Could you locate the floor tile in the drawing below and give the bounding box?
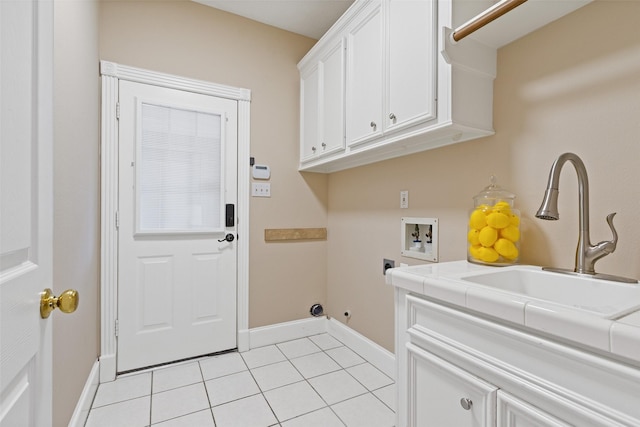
[199,352,247,380]
[308,333,342,350]
[250,360,304,391]
[151,408,215,426]
[346,363,394,391]
[308,370,368,405]
[264,380,326,422]
[331,393,395,427]
[211,394,278,427]
[92,372,151,407]
[326,346,366,368]
[85,396,150,427]
[241,345,287,369]
[153,362,203,393]
[276,338,321,359]
[290,352,341,379]
[373,384,396,412]
[205,370,260,406]
[281,407,345,427]
[151,382,210,424]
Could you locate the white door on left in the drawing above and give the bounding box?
[0,0,54,426]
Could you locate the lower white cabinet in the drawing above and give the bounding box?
[395,289,640,427]
[407,343,497,427]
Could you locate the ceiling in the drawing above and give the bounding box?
[193,0,355,40]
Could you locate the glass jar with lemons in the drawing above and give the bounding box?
[468,176,520,266]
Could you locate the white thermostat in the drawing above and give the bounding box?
[252,164,270,180]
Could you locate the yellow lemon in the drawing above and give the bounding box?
[492,201,511,214]
[486,212,510,229]
[479,247,500,263]
[500,225,520,243]
[467,229,480,246]
[468,245,483,260]
[509,213,520,227]
[469,209,487,230]
[494,238,519,260]
[478,226,498,247]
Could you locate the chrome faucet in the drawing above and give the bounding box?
[536,153,636,283]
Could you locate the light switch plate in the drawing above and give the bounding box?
[400,191,409,209]
[252,182,271,197]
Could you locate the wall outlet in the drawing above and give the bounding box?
[383,258,395,275]
[400,190,409,209]
[252,182,271,197]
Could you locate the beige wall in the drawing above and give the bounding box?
[98,0,324,328]
[53,0,101,426]
[52,2,640,423]
[327,1,640,352]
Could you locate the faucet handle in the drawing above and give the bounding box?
[604,212,618,251]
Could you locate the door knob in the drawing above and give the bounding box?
[40,288,79,319]
[218,233,235,243]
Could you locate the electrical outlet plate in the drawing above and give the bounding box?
[401,217,438,262]
[383,258,395,275]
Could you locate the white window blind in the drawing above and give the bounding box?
[137,103,223,233]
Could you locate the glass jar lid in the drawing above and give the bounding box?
[473,175,516,206]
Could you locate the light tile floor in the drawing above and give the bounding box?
[85,334,395,427]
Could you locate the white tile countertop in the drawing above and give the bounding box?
[386,260,640,365]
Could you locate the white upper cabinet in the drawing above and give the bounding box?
[298,0,591,173]
[300,63,320,161]
[346,0,383,147]
[300,37,346,161]
[386,0,437,133]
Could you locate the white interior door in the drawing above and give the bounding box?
[0,0,54,425]
[117,81,238,372]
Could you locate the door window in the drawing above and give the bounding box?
[136,102,224,234]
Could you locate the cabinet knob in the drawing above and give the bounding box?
[312,146,316,152]
[370,121,377,130]
[321,142,327,148]
[460,398,473,411]
[389,113,396,121]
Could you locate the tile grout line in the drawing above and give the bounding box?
[240,345,282,425]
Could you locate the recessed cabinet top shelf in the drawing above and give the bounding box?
[297,0,592,173]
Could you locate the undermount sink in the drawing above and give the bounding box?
[460,267,640,318]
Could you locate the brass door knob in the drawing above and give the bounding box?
[40,288,79,319]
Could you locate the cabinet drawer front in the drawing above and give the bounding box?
[497,391,572,427]
[407,342,497,427]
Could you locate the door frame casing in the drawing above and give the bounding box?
[99,61,251,382]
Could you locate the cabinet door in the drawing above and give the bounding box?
[386,0,437,132]
[407,343,497,427]
[320,38,345,155]
[497,391,571,427]
[346,0,383,147]
[300,64,320,161]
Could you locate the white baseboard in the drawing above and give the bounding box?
[327,317,396,380]
[246,316,395,380]
[238,328,250,352]
[248,316,327,349]
[68,359,100,427]
[99,353,116,383]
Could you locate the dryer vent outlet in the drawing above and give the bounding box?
[310,303,324,317]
